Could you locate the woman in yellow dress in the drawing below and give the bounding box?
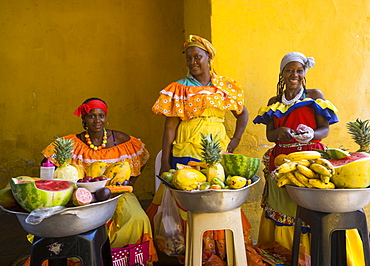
[147,35,250,260]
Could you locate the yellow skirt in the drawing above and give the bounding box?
[258,212,365,266]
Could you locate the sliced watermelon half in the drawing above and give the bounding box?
[10,178,74,212]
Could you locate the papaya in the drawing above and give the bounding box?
[104,161,131,185]
[105,185,133,193]
[86,161,109,178]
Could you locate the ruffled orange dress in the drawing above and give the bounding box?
[41,133,158,262]
[148,73,252,260]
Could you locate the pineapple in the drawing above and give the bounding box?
[346,119,370,152]
[200,133,225,182]
[52,137,79,181]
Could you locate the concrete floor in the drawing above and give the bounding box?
[0,200,181,266]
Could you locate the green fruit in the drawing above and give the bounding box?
[199,182,210,190]
[169,169,176,174]
[161,172,173,182]
[326,148,351,159]
[0,187,19,210]
[10,178,74,212]
[210,177,225,189]
[220,154,261,179]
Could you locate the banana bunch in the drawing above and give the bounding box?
[274,151,336,189]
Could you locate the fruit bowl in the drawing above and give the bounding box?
[76,179,109,193]
[0,194,123,238]
[285,185,370,213]
[170,176,260,213]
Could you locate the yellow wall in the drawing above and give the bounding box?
[0,1,185,201]
[210,0,370,242]
[1,0,370,244]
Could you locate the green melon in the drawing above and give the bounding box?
[220,153,261,179]
[329,152,370,188]
[10,178,74,212]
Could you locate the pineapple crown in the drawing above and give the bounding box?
[52,137,75,166]
[200,133,222,165]
[346,118,370,152]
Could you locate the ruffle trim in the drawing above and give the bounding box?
[42,134,150,177]
[152,75,244,120]
[253,98,339,125]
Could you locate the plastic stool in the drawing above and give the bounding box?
[30,224,112,266]
[292,206,370,266]
[185,207,247,266]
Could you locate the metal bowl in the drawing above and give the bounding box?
[0,194,122,237]
[285,185,370,213]
[170,177,260,213]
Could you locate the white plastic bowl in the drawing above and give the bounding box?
[76,179,109,193]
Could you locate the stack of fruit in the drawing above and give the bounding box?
[160,133,260,191]
[274,151,336,189]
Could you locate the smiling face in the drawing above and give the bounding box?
[83,108,106,133]
[282,61,305,90]
[186,46,210,79]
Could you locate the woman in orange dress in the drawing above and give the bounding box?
[42,98,158,263]
[147,35,250,260]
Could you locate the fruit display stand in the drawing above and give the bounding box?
[168,176,260,266]
[0,193,122,238]
[285,186,370,265]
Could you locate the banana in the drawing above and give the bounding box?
[314,158,335,175]
[319,174,331,184]
[293,171,313,188]
[308,178,335,189]
[286,151,321,161]
[310,163,332,177]
[295,160,311,167]
[272,170,285,180]
[296,164,317,178]
[286,171,305,187]
[276,162,298,174]
[277,174,293,187]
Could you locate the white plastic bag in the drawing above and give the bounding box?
[153,187,185,256]
[294,124,314,143]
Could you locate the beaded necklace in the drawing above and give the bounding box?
[282,87,303,106]
[85,129,108,151]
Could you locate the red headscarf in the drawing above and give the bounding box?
[73,100,108,117]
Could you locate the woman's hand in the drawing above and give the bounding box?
[276,127,295,142]
[229,106,248,153]
[227,137,240,153]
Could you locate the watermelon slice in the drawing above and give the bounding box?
[329,152,370,188]
[10,178,74,212]
[220,153,261,179]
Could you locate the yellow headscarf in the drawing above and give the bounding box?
[184,35,216,72]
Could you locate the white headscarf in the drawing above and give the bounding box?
[280,52,315,74]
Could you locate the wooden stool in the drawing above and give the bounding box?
[185,207,247,266]
[30,224,112,266]
[292,206,370,266]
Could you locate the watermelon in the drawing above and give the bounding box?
[220,153,261,179]
[10,178,74,212]
[329,152,370,188]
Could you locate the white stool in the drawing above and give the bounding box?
[185,207,247,266]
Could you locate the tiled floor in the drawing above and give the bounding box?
[0,200,181,266]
